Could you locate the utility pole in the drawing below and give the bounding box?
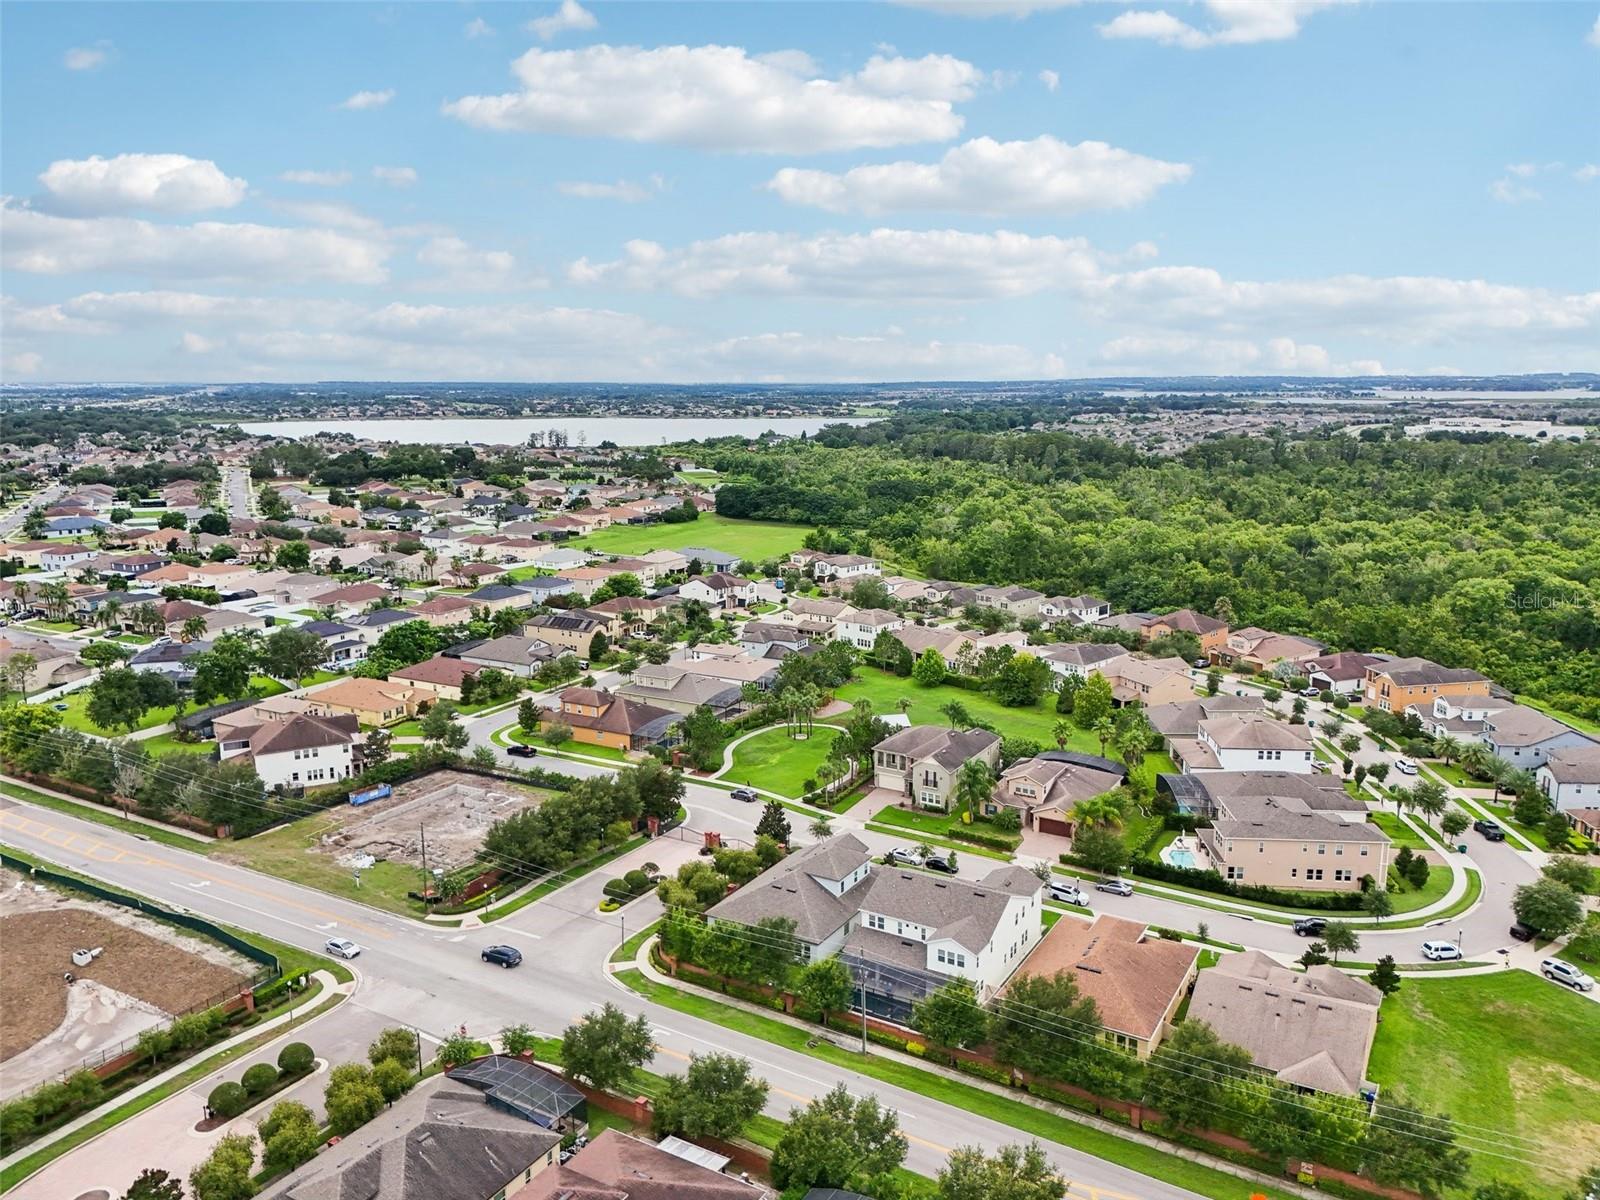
[858,966,868,1056]
[419,823,429,901]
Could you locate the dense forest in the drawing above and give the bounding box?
[706,416,1600,715]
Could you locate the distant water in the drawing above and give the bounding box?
[230,415,878,447]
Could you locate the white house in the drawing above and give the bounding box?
[835,607,905,650]
[1039,595,1111,626]
[679,572,757,609]
[529,546,590,572]
[1538,745,1600,812]
[217,712,360,792]
[1479,706,1595,770]
[1169,714,1315,775]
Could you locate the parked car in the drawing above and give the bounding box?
[323,937,361,959]
[1047,881,1088,906]
[1192,658,1210,669]
[1312,759,1332,773]
[576,660,590,670]
[729,787,758,803]
[481,944,523,968]
[1508,922,1535,942]
[1394,757,1418,775]
[1300,686,1320,697]
[922,855,958,875]
[1421,940,1462,961]
[1473,818,1506,842]
[506,744,538,758]
[886,848,921,867]
[1095,878,1134,897]
[1541,958,1596,992]
[1292,917,1327,937]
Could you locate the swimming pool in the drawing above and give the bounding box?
[1162,844,1199,870]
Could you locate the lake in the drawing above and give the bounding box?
[229,415,878,446]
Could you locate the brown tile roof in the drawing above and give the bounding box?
[390,655,479,688]
[247,712,360,757]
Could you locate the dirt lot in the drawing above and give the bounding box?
[0,869,253,1091]
[320,769,544,872]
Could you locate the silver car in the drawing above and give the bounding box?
[1542,958,1596,992]
[324,937,361,960]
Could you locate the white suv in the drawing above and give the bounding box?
[1420,940,1462,961]
[1541,958,1596,992]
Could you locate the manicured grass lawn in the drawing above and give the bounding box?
[499,721,631,761]
[1368,971,1600,1192]
[573,514,810,562]
[137,731,215,756]
[616,968,1302,1200]
[299,669,343,686]
[866,807,1013,859]
[107,632,155,645]
[56,690,178,735]
[23,619,78,633]
[1384,860,1451,911]
[721,726,843,798]
[1367,811,1429,850]
[1425,760,1485,788]
[214,815,431,916]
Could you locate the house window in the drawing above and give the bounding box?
[1306,868,1324,881]
[867,914,885,931]
[1317,844,1326,855]
[1335,869,1352,882]
[1225,866,1245,880]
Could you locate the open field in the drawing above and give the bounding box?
[55,675,288,737]
[0,869,253,1097]
[720,726,842,798]
[1367,971,1600,1192]
[572,513,810,561]
[213,770,552,915]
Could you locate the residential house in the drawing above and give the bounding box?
[390,655,481,702]
[1096,612,1156,636]
[42,515,107,538]
[557,565,630,600]
[547,686,678,752]
[258,1075,562,1200]
[1186,950,1382,1096]
[1144,696,1268,739]
[347,608,424,645]
[1039,595,1112,626]
[515,575,575,604]
[1566,808,1600,841]
[738,620,810,657]
[674,653,780,692]
[1139,609,1229,655]
[680,572,757,609]
[464,583,537,614]
[1364,656,1491,713]
[189,562,257,593]
[771,596,851,639]
[988,753,1126,837]
[976,586,1046,620]
[299,619,366,667]
[1302,651,1389,696]
[678,546,741,572]
[836,607,905,651]
[801,552,882,583]
[0,540,65,570]
[1167,714,1316,775]
[1212,627,1325,671]
[408,595,477,628]
[872,725,1003,812]
[515,1127,769,1200]
[0,633,92,693]
[618,662,744,717]
[309,677,424,727]
[456,635,559,678]
[524,611,606,657]
[707,834,1042,1018]
[890,624,978,673]
[1097,655,1195,707]
[309,581,393,616]
[218,712,360,792]
[440,562,505,589]
[629,547,692,575]
[1157,770,1368,824]
[1478,706,1595,770]
[1006,915,1199,1057]
[38,544,99,573]
[1538,744,1600,813]
[587,595,670,637]
[529,546,590,572]
[271,573,338,607]
[1037,641,1128,680]
[1195,793,1392,891]
[127,639,209,686]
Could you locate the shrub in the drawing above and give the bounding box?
[0,1099,36,1148]
[623,868,651,892]
[906,1041,927,1057]
[372,1057,413,1102]
[241,1063,278,1096]
[945,825,1018,851]
[278,1042,315,1075]
[599,899,621,912]
[207,1081,248,1119]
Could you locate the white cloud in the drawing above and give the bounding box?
[1,201,391,284]
[528,0,598,41]
[443,44,971,152]
[1039,68,1060,91]
[893,0,1083,17]
[281,169,352,186]
[179,331,216,354]
[413,236,532,291]
[2,351,44,376]
[766,135,1190,216]
[39,153,248,214]
[1092,333,1378,375]
[1589,14,1600,47]
[1505,162,1539,178]
[373,165,419,188]
[1099,1,1348,49]
[1489,177,1540,204]
[338,88,395,111]
[1577,164,1600,182]
[703,330,1064,380]
[557,176,663,202]
[464,17,495,38]
[569,228,1103,299]
[63,42,113,71]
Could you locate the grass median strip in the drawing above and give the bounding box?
[614,968,1300,1200]
[2,780,211,852]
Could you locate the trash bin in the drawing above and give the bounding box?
[1457,843,1467,853]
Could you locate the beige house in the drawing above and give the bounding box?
[524,611,605,656]
[1006,915,1199,1057]
[1097,654,1196,707]
[989,753,1125,837]
[1195,792,1392,891]
[308,677,425,726]
[1212,626,1324,671]
[389,655,480,702]
[872,724,1002,812]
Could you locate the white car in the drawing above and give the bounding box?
[1047,881,1089,906]
[1394,757,1419,775]
[1542,958,1596,992]
[324,937,361,960]
[1420,940,1461,961]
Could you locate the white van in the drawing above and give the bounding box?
[1420,940,1462,961]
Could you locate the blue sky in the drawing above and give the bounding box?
[2,0,1596,382]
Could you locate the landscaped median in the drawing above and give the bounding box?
[611,955,1305,1200]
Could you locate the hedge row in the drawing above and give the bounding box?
[1123,858,1370,911]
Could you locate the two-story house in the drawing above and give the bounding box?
[988,753,1126,837]
[1195,793,1392,891]
[1038,595,1112,626]
[1168,714,1315,775]
[872,724,1002,812]
[546,686,678,752]
[1538,744,1600,813]
[1363,656,1490,713]
[1302,650,1389,695]
[679,571,757,609]
[1479,706,1595,770]
[835,607,905,650]
[1139,609,1229,656]
[1037,641,1129,680]
[218,712,360,793]
[1212,626,1324,672]
[523,611,606,657]
[1097,654,1196,707]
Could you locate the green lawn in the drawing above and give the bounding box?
[1367,811,1429,851]
[136,731,215,756]
[1518,696,1600,736]
[572,513,810,562]
[865,808,1013,859]
[1424,760,1486,788]
[1368,971,1600,1193]
[721,726,843,797]
[213,815,432,916]
[55,675,287,737]
[24,619,78,633]
[498,722,632,762]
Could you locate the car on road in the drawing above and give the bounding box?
[1421,940,1462,961]
[481,944,523,968]
[729,787,758,803]
[886,848,921,867]
[1292,917,1327,937]
[1541,958,1596,992]
[506,744,538,758]
[1047,881,1089,906]
[1473,818,1506,841]
[1300,686,1321,697]
[324,937,361,959]
[1095,878,1134,897]
[1394,757,1418,775]
[1509,922,1535,942]
[1192,658,1210,669]
[922,855,958,874]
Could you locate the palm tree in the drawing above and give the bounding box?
[1072,793,1123,830]
[1052,719,1072,751]
[1457,742,1491,782]
[952,758,993,822]
[808,816,834,839]
[1483,754,1515,800]
[895,696,912,716]
[38,581,71,623]
[11,579,29,615]
[100,599,124,633]
[1433,734,1464,767]
[422,548,439,581]
[938,699,971,730]
[180,615,208,643]
[1093,715,1115,758]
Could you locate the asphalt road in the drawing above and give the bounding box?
[0,793,1209,1200]
[0,485,63,537]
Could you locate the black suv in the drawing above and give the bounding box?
[506,744,538,758]
[481,944,523,968]
[1293,917,1327,937]
[1473,819,1506,841]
